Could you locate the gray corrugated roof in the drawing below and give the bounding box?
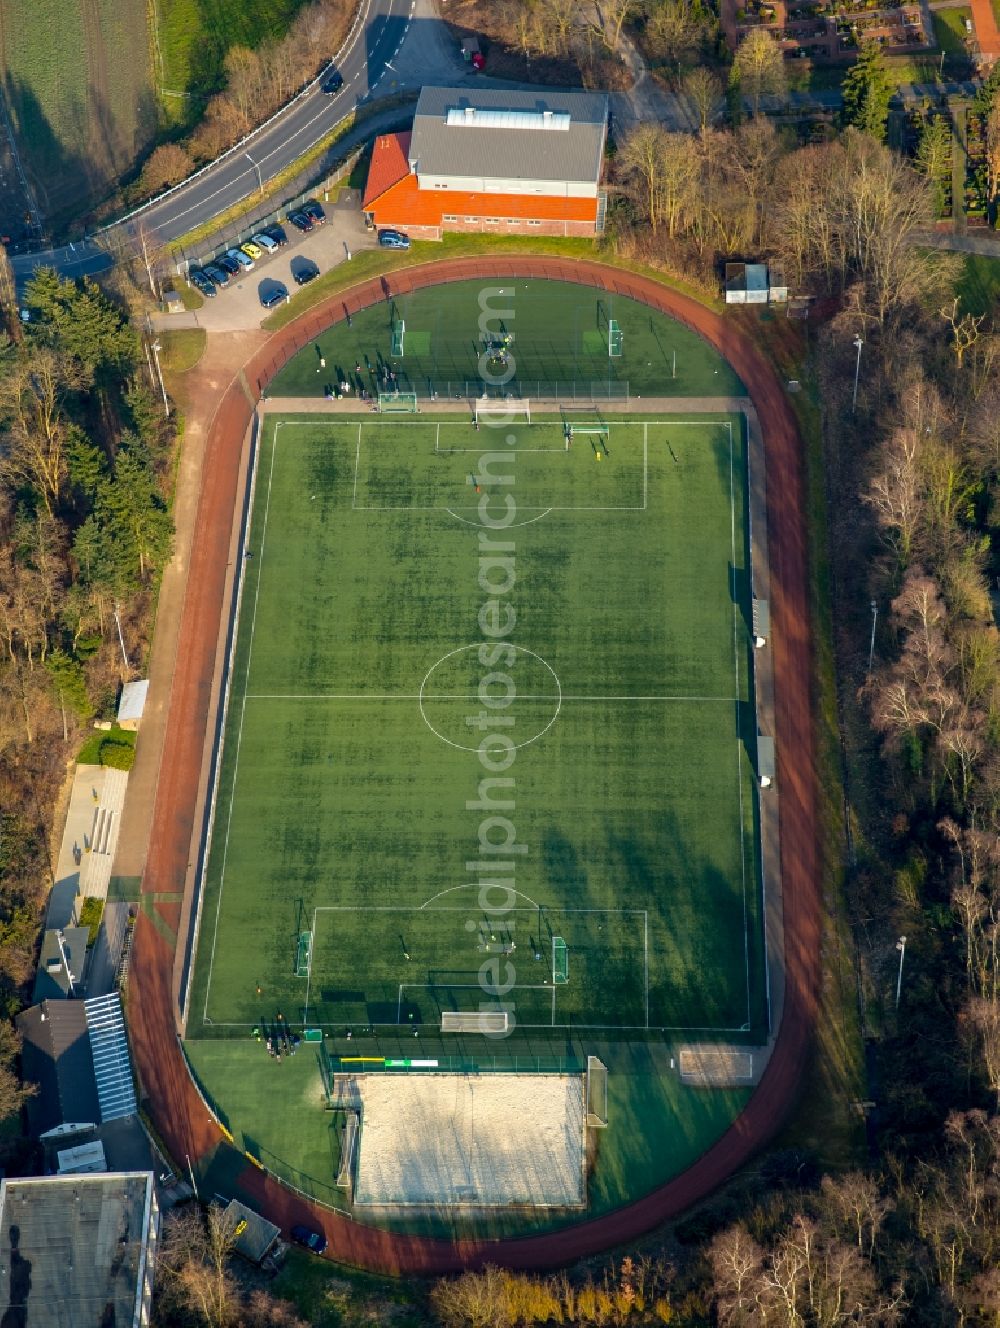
[410,86,607,185]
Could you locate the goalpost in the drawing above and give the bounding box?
[552,936,568,985]
[391,317,405,356]
[378,390,418,413]
[295,929,313,978]
[474,399,531,427]
[608,319,622,357]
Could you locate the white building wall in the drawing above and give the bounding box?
[416,174,597,198]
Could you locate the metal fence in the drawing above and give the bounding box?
[172,145,367,276]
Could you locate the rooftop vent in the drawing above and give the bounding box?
[445,107,571,131]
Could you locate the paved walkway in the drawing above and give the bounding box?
[113,330,269,881]
[916,226,1000,254]
[47,764,110,928]
[80,767,129,899]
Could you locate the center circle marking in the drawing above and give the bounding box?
[418,644,562,752]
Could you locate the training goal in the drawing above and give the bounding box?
[552,936,569,985]
[441,1011,510,1034]
[378,390,418,413]
[608,319,622,357]
[474,398,531,427]
[391,318,405,356]
[586,1055,609,1128]
[295,929,313,978]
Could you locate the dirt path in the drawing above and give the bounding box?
[127,258,820,1273]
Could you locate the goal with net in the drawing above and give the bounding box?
[552,936,569,985]
[391,317,405,356]
[474,399,531,427]
[295,929,313,978]
[608,319,622,357]
[378,390,418,413]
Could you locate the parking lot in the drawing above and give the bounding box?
[169,197,377,333]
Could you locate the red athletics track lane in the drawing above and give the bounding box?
[127,257,820,1273]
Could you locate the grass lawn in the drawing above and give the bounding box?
[956,252,1000,316]
[154,0,309,105]
[159,328,206,375]
[267,278,745,401]
[262,235,721,333]
[931,10,975,77]
[77,726,136,765]
[2,0,155,223]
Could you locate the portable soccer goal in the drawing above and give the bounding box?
[378,390,418,413]
[441,1010,510,1034]
[552,936,569,985]
[586,1055,609,1128]
[566,422,610,445]
[391,317,405,356]
[295,929,313,978]
[608,319,623,357]
[474,398,531,427]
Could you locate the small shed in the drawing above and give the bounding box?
[117,679,149,731]
[222,1199,282,1265]
[725,262,782,305]
[33,926,90,1002]
[161,287,184,314]
[460,35,481,60]
[57,1138,108,1174]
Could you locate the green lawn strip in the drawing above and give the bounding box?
[76,725,136,765]
[266,278,744,400]
[175,281,204,312]
[159,328,207,375]
[262,235,722,332]
[933,7,973,55]
[155,0,308,102]
[955,252,1000,315]
[183,1040,346,1208]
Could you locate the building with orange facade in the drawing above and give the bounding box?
[362,87,609,241]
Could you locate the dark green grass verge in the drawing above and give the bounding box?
[187,414,764,1040]
[267,278,745,402]
[955,253,1000,317]
[77,725,136,765]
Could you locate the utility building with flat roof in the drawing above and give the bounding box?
[363,86,609,240]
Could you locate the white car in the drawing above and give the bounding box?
[252,232,279,254]
[227,247,254,271]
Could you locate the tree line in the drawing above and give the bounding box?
[132,0,354,202]
[0,264,174,1140]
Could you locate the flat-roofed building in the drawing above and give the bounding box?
[0,1172,159,1327]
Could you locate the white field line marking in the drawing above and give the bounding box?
[729,418,752,1027]
[202,419,280,1022]
[644,910,650,1029]
[352,423,362,508]
[243,693,740,701]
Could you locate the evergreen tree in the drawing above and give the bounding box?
[842,42,893,141]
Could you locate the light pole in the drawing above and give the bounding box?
[113,603,130,672]
[852,334,864,411]
[895,935,907,1010]
[867,599,877,675]
[150,339,169,418]
[244,151,263,196]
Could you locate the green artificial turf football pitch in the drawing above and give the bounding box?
[264,278,747,401]
[187,411,768,1043]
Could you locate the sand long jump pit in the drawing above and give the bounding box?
[353,1074,586,1208]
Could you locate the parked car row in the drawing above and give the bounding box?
[187,201,328,300]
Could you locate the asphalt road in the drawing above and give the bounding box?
[124,0,411,245]
[12,0,471,288]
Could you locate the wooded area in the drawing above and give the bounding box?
[0,263,174,1139]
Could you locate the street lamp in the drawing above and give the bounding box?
[867,599,877,675]
[113,602,130,672]
[852,334,864,411]
[244,151,264,196]
[150,339,169,418]
[895,935,907,1010]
